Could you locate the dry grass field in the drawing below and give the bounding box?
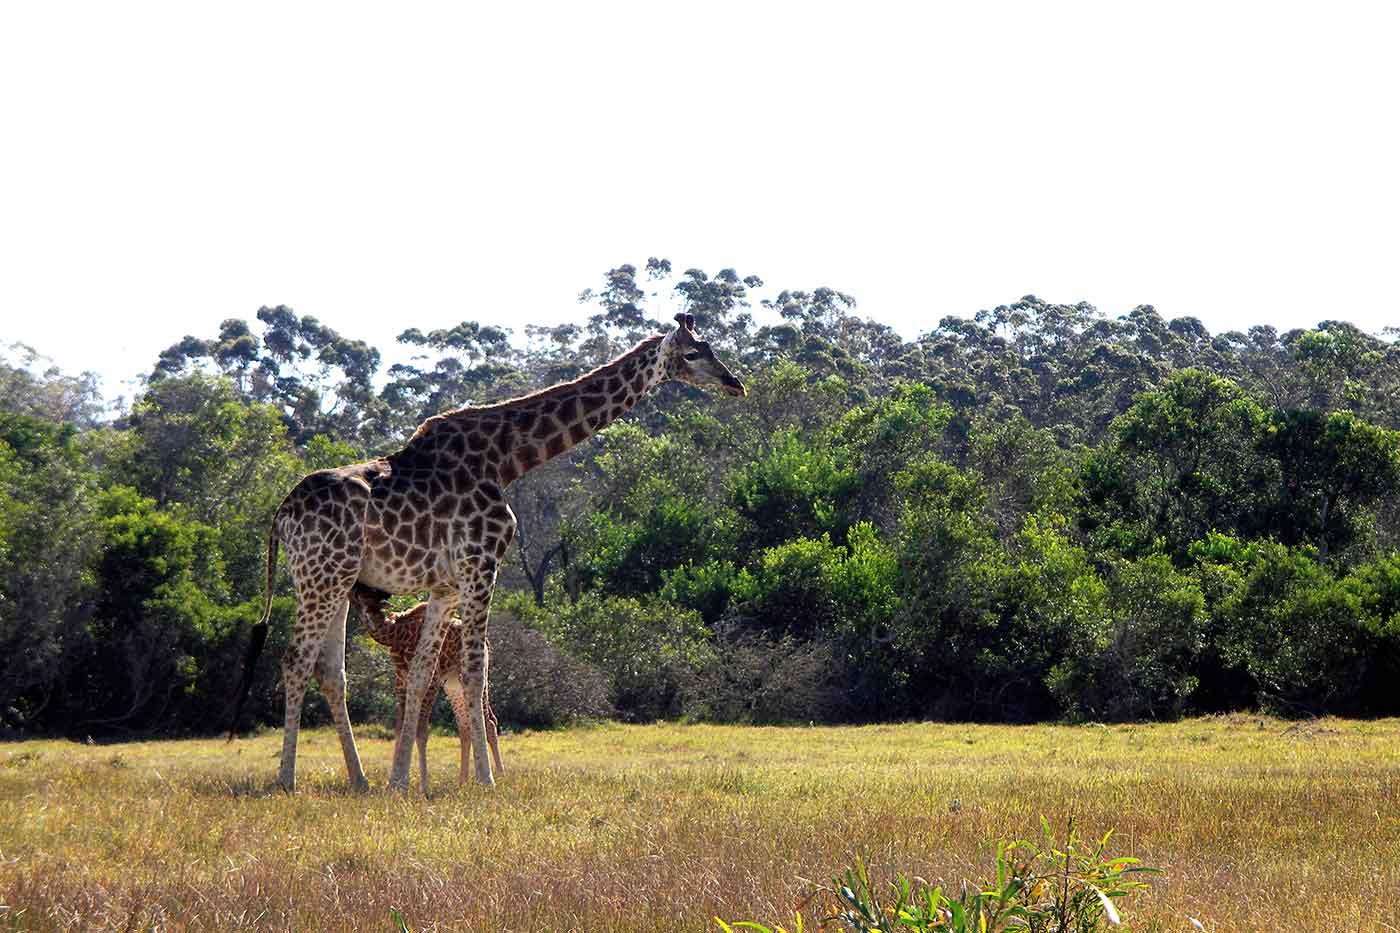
[2,717,1398,931]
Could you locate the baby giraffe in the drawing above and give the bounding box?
[351,585,503,789]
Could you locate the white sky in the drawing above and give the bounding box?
[2,1,1397,400]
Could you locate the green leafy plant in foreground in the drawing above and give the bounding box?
[718,818,1155,933]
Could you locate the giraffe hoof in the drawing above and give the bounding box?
[350,777,370,794]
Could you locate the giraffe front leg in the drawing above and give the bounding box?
[454,500,510,787]
[415,683,434,792]
[389,594,453,792]
[391,664,408,757]
[456,599,494,786]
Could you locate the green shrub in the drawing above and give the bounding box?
[829,383,952,528]
[892,456,1005,717]
[733,535,849,639]
[1342,552,1400,712]
[85,485,239,731]
[1082,369,1271,562]
[569,491,729,599]
[983,515,1109,721]
[730,430,861,553]
[718,818,1155,933]
[567,421,739,598]
[1214,541,1370,713]
[0,422,100,733]
[1049,554,1207,721]
[659,560,749,625]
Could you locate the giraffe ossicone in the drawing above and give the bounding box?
[229,313,745,792]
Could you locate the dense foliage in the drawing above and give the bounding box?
[5,264,1400,735]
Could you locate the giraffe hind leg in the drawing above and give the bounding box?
[313,597,369,793]
[276,471,371,793]
[280,585,361,792]
[278,630,317,793]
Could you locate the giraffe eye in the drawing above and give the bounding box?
[683,351,702,362]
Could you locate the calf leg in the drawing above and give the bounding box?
[441,674,474,784]
[483,641,504,776]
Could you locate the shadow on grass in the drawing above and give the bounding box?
[184,773,287,798]
[183,771,505,800]
[183,773,390,799]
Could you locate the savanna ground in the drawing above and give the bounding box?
[1,718,1398,932]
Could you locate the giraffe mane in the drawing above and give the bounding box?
[405,333,667,443]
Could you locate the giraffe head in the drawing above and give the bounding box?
[665,313,747,397]
[350,583,392,626]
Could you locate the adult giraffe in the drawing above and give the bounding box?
[230,313,745,791]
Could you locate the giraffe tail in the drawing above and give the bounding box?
[227,525,279,741]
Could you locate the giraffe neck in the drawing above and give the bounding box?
[474,335,671,485]
[363,614,405,651]
[364,605,423,652]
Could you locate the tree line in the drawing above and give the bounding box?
[4,261,1400,735]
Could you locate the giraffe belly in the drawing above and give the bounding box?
[357,541,453,593]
